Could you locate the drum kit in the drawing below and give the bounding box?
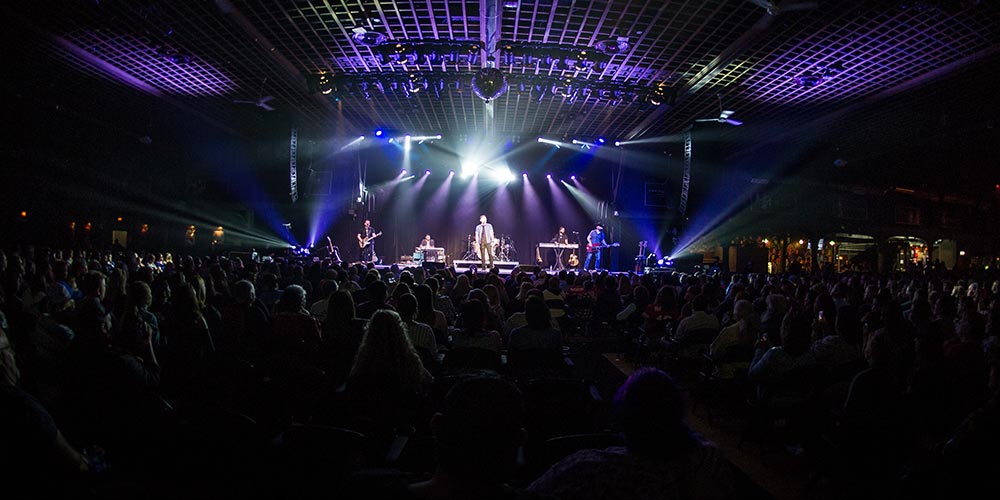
[462,233,517,262]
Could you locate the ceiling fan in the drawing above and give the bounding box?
[695,95,743,126]
[747,0,819,15]
[233,95,275,111]
[233,78,276,111]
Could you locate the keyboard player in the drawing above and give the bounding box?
[553,227,569,245]
[550,227,569,270]
[418,234,444,263]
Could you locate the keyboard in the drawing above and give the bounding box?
[415,247,446,252]
[538,243,579,249]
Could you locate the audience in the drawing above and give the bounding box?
[343,309,432,434]
[527,367,735,500]
[0,244,996,498]
[507,297,562,353]
[402,375,534,500]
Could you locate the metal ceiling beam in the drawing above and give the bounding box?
[626,9,776,140]
[481,0,502,134]
[725,43,1000,162]
[214,0,339,118]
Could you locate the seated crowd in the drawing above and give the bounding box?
[0,246,997,498]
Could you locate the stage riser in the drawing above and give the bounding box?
[453,260,520,274]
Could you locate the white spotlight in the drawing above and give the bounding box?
[537,137,561,148]
[492,168,515,183]
[461,162,479,178]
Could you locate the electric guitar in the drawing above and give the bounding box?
[357,231,382,248]
[586,242,620,253]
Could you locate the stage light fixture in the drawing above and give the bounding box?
[375,129,384,137]
[614,141,621,146]
[594,37,630,56]
[461,162,479,178]
[522,172,528,177]
[404,135,412,151]
[351,29,387,46]
[795,73,824,87]
[546,173,552,179]
[471,67,508,103]
[400,169,407,175]
[425,169,431,175]
[492,168,515,183]
[571,175,577,180]
[597,137,606,144]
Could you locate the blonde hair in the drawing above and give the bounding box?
[350,310,426,393]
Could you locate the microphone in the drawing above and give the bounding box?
[572,231,580,234]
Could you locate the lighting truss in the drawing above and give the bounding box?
[289,127,299,203]
[314,71,672,106]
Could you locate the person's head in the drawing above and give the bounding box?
[80,270,107,300]
[780,309,813,355]
[233,280,255,305]
[367,279,388,303]
[275,284,307,313]
[865,327,893,368]
[483,284,501,306]
[425,234,431,241]
[516,281,533,301]
[433,374,525,483]
[191,275,208,310]
[524,296,551,330]
[326,290,356,325]
[595,223,604,232]
[173,283,202,319]
[127,281,153,309]
[364,219,371,228]
[479,214,488,224]
[655,285,675,309]
[690,294,708,312]
[733,299,754,322]
[558,226,565,233]
[766,293,788,315]
[397,293,419,322]
[319,279,339,299]
[460,298,486,332]
[45,284,74,314]
[613,368,694,459]
[350,310,425,390]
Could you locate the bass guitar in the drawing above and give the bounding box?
[586,242,620,253]
[357,231,383,248]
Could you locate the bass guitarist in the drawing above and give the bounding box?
[584,223,606,271]
[356,219,382,264]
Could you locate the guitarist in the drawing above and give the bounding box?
[584,223,606,271]
[356,219,380,264]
